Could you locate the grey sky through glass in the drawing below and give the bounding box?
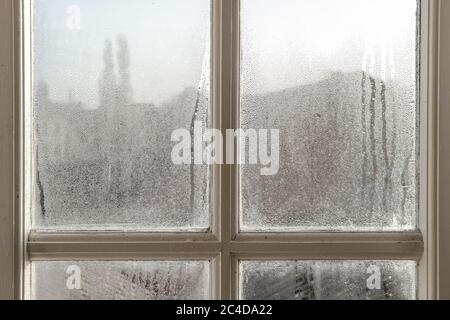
[242,0,417,95]
[34,0,210,108]
[35,0,416,108]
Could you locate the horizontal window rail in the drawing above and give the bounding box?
[28,231,424,261]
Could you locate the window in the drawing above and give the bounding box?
[241,0,418,232]
[32,0,212,231]
[2,0,447,300]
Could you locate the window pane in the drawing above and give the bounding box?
[32,0,211,230]
[31,261,210,300]
[240,261,416,300]
[240,0,418,231]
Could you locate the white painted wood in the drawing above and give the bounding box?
[417,0,439,300]
[437,0,450,300]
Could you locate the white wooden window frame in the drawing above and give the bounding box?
[1,0,449,300]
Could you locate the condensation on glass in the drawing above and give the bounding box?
[31,261,210,300]
[240,0,419,231]
[32,0,211,230]
[240,261,416,300]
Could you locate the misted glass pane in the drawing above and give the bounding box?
[240,261,416,300]
[31,261,210,300]
[240,0,418,231]
[32,0,211,230]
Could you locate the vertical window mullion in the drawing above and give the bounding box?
[218,0,240,300]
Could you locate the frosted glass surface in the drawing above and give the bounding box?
[32,0,211,230]
[240,261,416,300]
[32,261,210,300]
[240,0,418,231]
